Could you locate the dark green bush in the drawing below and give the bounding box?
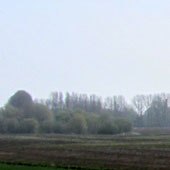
[20,119,39,133]
[114,118,132,133]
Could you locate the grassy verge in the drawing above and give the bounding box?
[0,163,56,170]
[0,163,152,170]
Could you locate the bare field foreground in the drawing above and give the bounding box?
[1,133,170,170]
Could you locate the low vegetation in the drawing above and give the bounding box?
[0,163,56,170]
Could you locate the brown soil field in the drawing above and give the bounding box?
[0,134,170,169]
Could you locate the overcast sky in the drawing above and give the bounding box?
[0,0,170,106]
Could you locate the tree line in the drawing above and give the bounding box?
[1,90,170,134]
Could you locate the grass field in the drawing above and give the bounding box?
[0,163,56,170]
[0,133,170,169]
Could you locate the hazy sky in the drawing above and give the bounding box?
[0,0,170,106]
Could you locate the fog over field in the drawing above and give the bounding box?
[1,0,170,106]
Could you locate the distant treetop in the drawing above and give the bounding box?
[8,90,33,108]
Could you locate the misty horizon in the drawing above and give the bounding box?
[1,0,170,106]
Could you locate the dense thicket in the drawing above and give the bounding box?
[0,91,53,133]
[40,92,170,128]
[1,91,170,134]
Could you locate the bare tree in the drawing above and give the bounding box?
[132,95,153,115]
